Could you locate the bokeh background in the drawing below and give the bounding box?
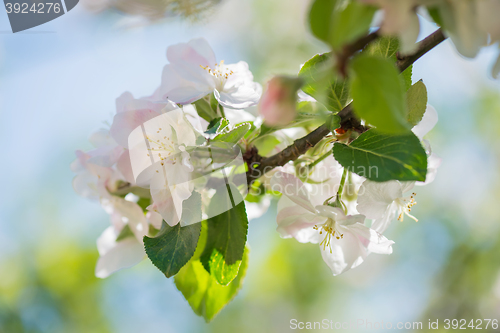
[1,0,500,332]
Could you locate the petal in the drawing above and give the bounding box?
[95,227,145,279]
[89,129,116,148]
[146,210,163,230]
[167,38,216,68]
[357,180,403,219]
[116,150,135,184]
[110,109,162,148]
[416,152,442,186]
[347,223,394,255]
[370,204,398,234]
[320,228,368,276]
[215,82,262,109]
[412,105,438,139]
[158,64,213,104]
[105,197,148,242]
[276,196,325,242]
[271,172,316,213]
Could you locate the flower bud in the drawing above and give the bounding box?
[259,76,303,126]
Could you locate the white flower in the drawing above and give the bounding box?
[361,0,421,53]
[357,180,417,234]
[157,38,262,109]
[127,108,198,226]
[95,196,162,278]
[271,172,394,276]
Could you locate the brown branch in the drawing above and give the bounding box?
[246,28,446,184]
[337,30,380,77]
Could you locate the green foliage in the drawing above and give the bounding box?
[194,98,218,122]
[366,36,413,90]
[333,129,428,182]
[175,246,250,322]
[201,248,242,286]
[349,54,410,134]
[406,80,428,126]
[299,53,349,112]
[144,221,201,278]
[202,184,248,266]
[326,113,341,132]
[308,0,376,50]
[206,117,229,137]
[213,123,251,144]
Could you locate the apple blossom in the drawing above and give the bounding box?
[259,76,303,126]
[357,179,417,234]
[157,38,262,109]
[271,171,394,276]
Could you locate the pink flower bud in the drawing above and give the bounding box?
[259,76,303,126]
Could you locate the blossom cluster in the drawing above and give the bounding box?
[268,105,440,275]
[72,37,440,279]
[72,38,263,278]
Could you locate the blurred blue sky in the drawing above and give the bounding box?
[2,1,500,332]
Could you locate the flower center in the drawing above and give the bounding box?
[200,60,234,91]
[145,126,182,170]
[396,192,418,222]
[313,218,343,253]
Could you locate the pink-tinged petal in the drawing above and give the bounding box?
[412,105,438,139]
[116,91,134,113]
[276,196,325,242]
[87,145,124,168]
[146,211,163,230]
[357,180,403,219]
[167,38,216,68]
[271,172,316,213]
[110,109,161,148]
[89,129,116,148]
[116,150,135,184]
[215,82,262,109]
[159,64,213,104]
[347,223,394,254]
[259,76,299,126]
[95,227,145,279]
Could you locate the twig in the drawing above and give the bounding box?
[246,28,446,184]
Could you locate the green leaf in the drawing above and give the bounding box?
[174,246,250,322]
[308,0,375,50]
[299,53,349,112]
[201,248,242,286]
[308,0,337,43]
[349,54,410,134]
[213,123,251,144]
[194,98,218,122]
[366,36,413,90]
[406,80,428,126]
[206,117,229,135]
[326,113,341,132]
[328,1,376,50]
[204,184,248,265]
[402,65,413,91]
[367,36,400,60]
[144,221,201,278]
[332,129,427,182]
